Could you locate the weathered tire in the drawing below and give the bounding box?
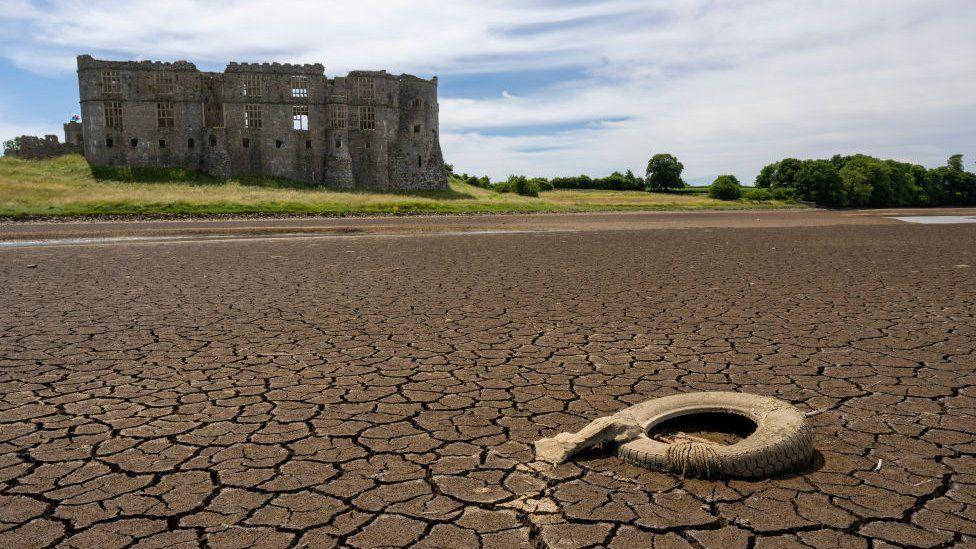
[615,392,813,479]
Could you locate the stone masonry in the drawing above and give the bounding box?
[4,122,83,160]
[76,55,448,190]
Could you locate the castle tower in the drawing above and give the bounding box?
[63,121,83,147]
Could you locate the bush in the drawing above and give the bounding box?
[742,187,773,201]
[770,187,796,200]
[496,175,539,197]
[466,175,492,188]
[708,175,742,200]
[528,177,553,192]
[549,172,642,191]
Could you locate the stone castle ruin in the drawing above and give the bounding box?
[74,55,448,190]
[4,122,83,160]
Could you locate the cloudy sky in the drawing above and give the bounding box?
[1,0,974,183]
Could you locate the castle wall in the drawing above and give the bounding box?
[75,55,448,191]
[5,132,82,160]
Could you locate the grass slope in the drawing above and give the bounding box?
[0,155,798,219]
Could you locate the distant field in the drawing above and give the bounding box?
[0,155,798,219]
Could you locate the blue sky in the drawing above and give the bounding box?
[1,0,975,184]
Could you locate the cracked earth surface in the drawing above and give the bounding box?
[1,217,975,548]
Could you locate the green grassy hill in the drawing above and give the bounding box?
[0,155,797,219]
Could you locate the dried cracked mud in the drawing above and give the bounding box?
[1,213,975,548]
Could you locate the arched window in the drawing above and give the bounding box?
[106,137,114,148]
[130,138,138,148]
[209,135,217,147]
[187,138,195,148]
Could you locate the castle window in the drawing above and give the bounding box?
[187,138,195,148]
[329,104,347,129]
[413,124,421,134]
[305,140,311,149]
[242,138,250,148]
[130,138,138,148]
[359,106,375,130]
[275,139,283,149]
[335,138,341,149]
[357,77,375,100]
[365,140,371,149]
[106,138,113,148]
[293,105,309,131]
[157,102,175,128]
[101,70,122,94]
[209,135,217,147]
[291,76,309,98]
[243,74,262,97]
[244,104,262,129]
[205,100,224,128]
[409,98,423,109]
[104,101,124,131]
[418,155,423,168]
[159,139,166,149]
[152,72,175,94]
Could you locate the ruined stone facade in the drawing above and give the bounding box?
[76,55,448,190]
[4,122,83,160]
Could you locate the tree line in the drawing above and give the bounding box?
[754,154,976,207]
[448,152,976,206]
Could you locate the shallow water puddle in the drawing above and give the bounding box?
[890,215,976,224]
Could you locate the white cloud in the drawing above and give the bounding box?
[2,0,975,181]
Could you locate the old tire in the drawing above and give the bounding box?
[615,392,813,479]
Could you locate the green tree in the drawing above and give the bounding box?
[829,154,854,171]
[645,154,684,191]
[929,155,976,205]
[528,177,552,191]
[755,163,777,188]
[755,158,803,190]
[624,169,640,189]
[884,160,923,206]
[2,137,21,156]
[909,164,938,205]
[708,175,742,200]
[794,160,845,207]
[500,175,539,197]
[948,154,964,171]
[839,156,894,207]
[772,158,803,189]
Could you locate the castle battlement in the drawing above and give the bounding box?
[225,61,326,75]
[77,54,198,72]
[75,55,447,191]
